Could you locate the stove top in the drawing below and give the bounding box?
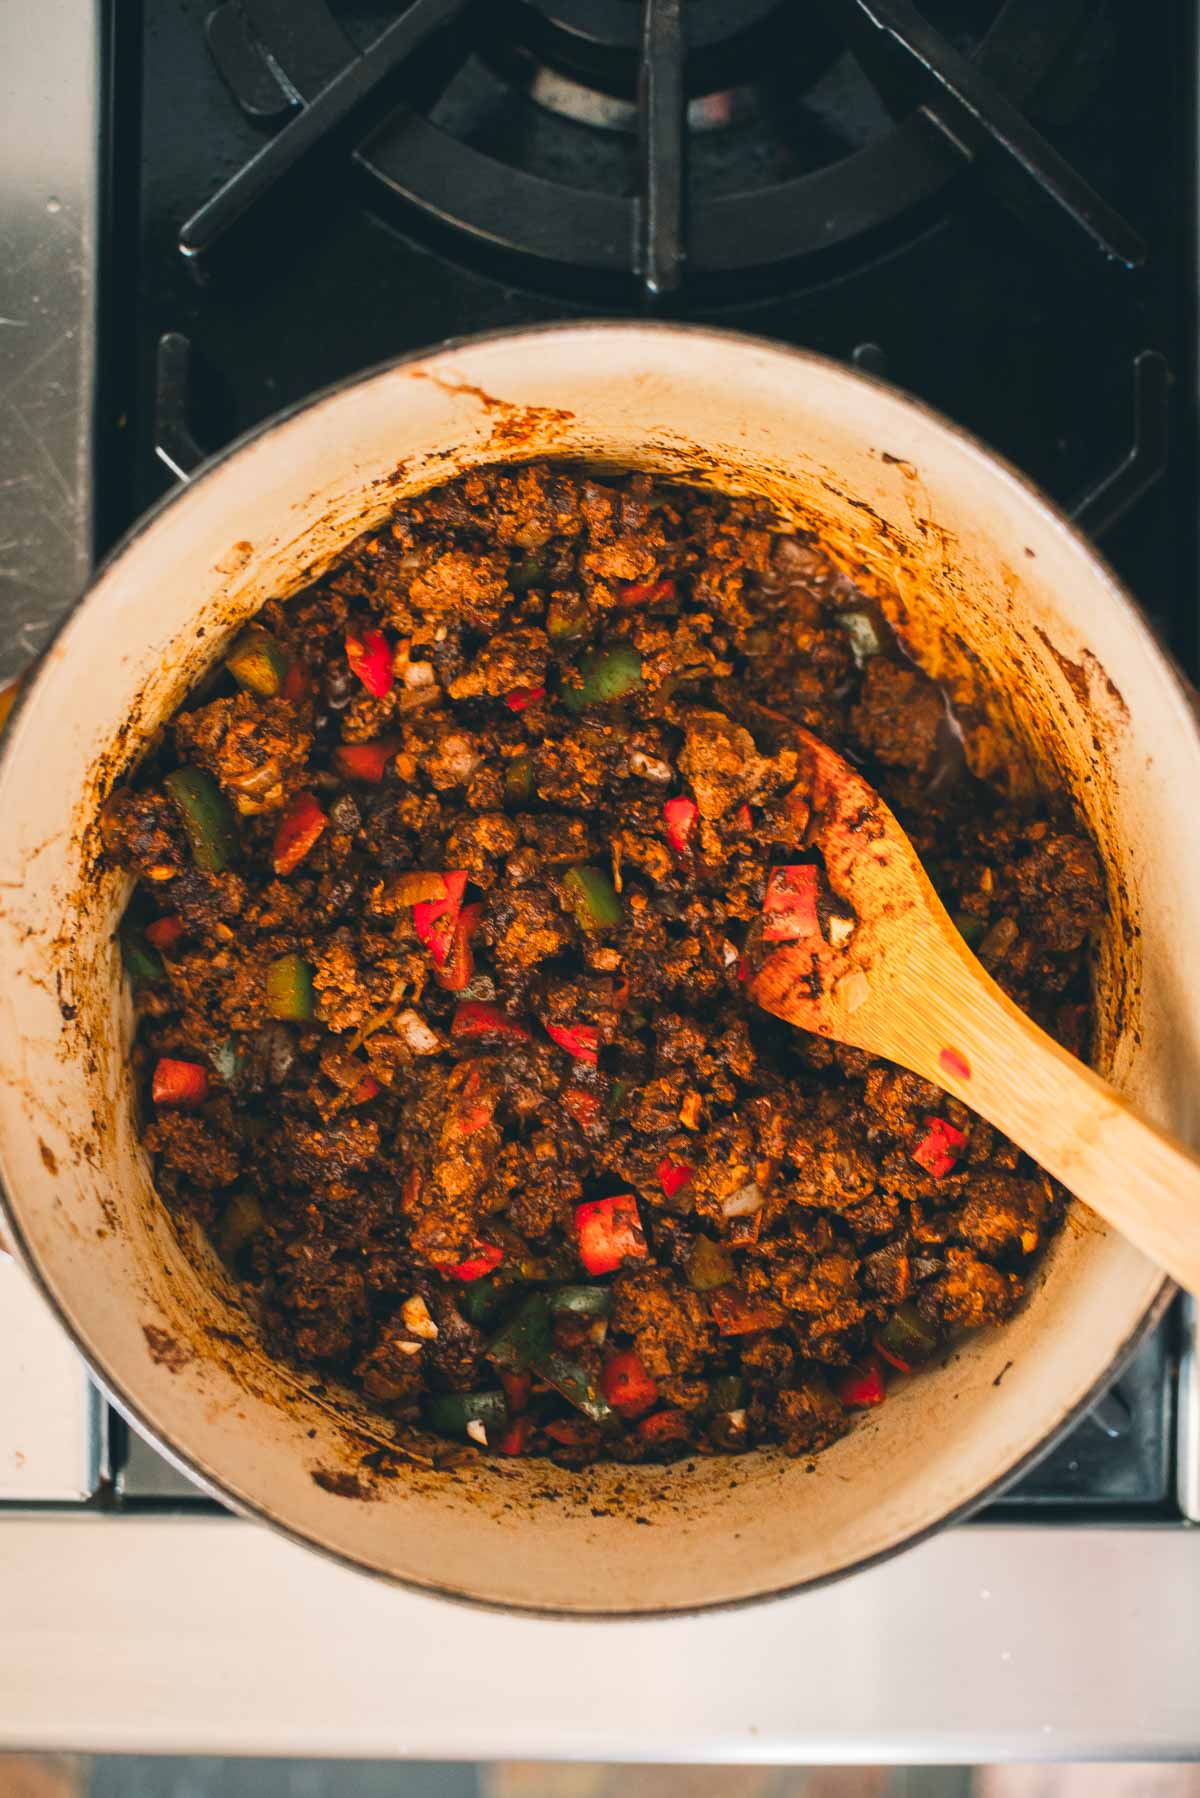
[5,0,1196,1517]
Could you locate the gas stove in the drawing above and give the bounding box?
[2,0,1196,1521]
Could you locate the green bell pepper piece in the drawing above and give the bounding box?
[561,642,643,712]
[426,1389,508,1440]
[119,916,163,984]
[265,953,315,1022]
[545,593,591,642]
[461,1274,506,1327]
[708,1373,745,1414]
[165,767,238,875]
[953,911,986,949]
[510,550,550,593]
[541,1351,613,1424]
[876,1301,939,1370]
[563,864,622,932]
[549,1284,612,1317]
[504,753,535,807]
[217,1192,264,1264]
[208,1037,244,1086]
[486,1293,551,1373]
[225,626,288,698]
[687,1236,735,1293]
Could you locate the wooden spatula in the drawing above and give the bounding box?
[746,718,1200,1295]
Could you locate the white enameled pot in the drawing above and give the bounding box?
[1,323,1197,1614]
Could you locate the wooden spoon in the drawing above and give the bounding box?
[746,717,1200,1295]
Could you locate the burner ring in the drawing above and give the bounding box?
[217,0,1094,294]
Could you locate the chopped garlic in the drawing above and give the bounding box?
[628,749,673,783]
[722,940,739,968]
[827,914,856,949]
[395,1008,441,1055]
[401,1294,438,1340]
[722,1180,764,1218]
[834,970,870,1014]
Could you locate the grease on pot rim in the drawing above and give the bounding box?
[100,461,1105,1469]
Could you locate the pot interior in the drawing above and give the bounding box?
[1,325,1195,1614]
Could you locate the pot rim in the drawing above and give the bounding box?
[0,319,1185,1616]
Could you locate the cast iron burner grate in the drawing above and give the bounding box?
[191,0,1143,299]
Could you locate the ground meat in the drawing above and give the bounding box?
[112,460,1100,1467]
[101,789,186,882]
[771,1381,848,1457]
[931,1248,1022,1329]
[174,695,312,815]
[677,709,771,820]
[612,1269,713,1377]
[955,1173,1046,1258]
[850,658,944,776]
[143,1112,240,1192]
[1013,833,1105,952]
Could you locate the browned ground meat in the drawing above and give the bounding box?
[105,462,1103,1466]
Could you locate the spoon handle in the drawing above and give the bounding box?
[879,946,1200,1296]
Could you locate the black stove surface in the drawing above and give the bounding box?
[97,0,1194,1514]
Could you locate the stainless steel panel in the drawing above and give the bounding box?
[0,1259,98,1501]
[0,0,97,681]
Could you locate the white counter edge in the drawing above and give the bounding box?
[1,1515,1196,1761]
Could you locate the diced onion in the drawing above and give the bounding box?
[401,1294,438,1340]
[721,1180,763,1219]
[827,914,856,948]
[466,1419,488,1446]
[838,610,882,665]
[395,1009,441,1055]
[629,749,673,783]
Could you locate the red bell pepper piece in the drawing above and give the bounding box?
[448,1242,505,1282]
[544,1021,599,1066]
[453,1066,497,1137]
[151,1057,209,1108]
[435,901,482,993]
[663,795,698,854]
[544,1418,589,1447]
[762,864,820,942]
[636,1408,689,1446]
[504,685,545,712]
[282,659,311,704]
[656,1157,695,1200]
[144,914,184,951]
[497,1416,534,1456]
[272,790,327,876]
[350,1074,380,1105]
[619,577,676,606]
[711,1288,786,1336]
[345,626,393,697]
[413,871,468,969]
[562,1087,603,1131]
[451,1001,532,1043]
[601,1349,658,1418]
[499,1369,532,1414]
[574,1193,647,1276]
[333,739,396,783]
[911,1116,966,1178]
[836,1355,886,1408]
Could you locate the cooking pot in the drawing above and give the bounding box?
[1,322,1197,1615]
